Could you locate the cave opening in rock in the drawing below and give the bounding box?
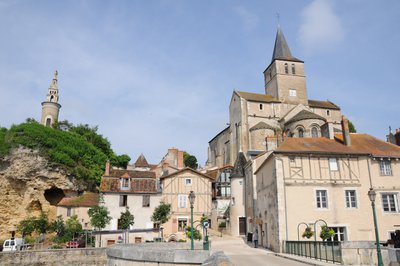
[44,187,65,205]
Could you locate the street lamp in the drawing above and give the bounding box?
[368,188,383,266]
[188,191,196,250]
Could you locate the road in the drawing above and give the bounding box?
[210,233,306,266]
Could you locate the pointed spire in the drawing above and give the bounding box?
[271,26,302,63]
[134,154,150,168]
[49,70,58,90]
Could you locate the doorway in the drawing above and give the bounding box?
[239,217,246,235]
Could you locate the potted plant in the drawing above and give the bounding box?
[302,227,314,239]
[320,226,335,241]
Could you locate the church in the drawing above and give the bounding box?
[207,26,343,168]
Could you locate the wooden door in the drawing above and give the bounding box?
[239,217,246,235]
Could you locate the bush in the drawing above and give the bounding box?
[218,221,226,228]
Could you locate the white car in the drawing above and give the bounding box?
[3,238,25,251]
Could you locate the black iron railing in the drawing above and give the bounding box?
[285,240,342,263]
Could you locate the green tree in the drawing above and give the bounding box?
[186,226,202,240]
[49,215,65,237]
[34,212,49,235]
[119,207,134,230]
[66,215,83,240]
[183,152,198,169]
[110,154,131,169]
[88,205,111,247]
[151,202,171,226]
[17,217,36,237]
[348,120,357,133]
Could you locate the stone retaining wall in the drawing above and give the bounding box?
[0,247,107,266]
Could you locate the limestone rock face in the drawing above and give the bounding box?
[0,147,87,239]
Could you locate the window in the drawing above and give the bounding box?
[311,127,318,138]
[345,190,357,208]
[329,158,338,171]
[289,156,295,163]
[329,227,346,241]
[117,219,123,230]
[119,195,128,207]
[185,178,192,186]
[259,104,263,110]
[289,89,297,97]
[46,118,51,127]
[326,110,331,116]
[316,190,328,208]
[284,63,289,74]
[67,207,71,217]
[142,195,150,207]
[121,178,130,189]
[178,218,188,232]
[292,63,296,74]
[298,128,304,138]
[382,193,398,212]
[221,186,231,197]
[178,194,188,208]
[379,161,392,176]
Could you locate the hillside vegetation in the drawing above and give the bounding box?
[0,120,130,184]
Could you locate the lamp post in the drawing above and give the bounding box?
[188,191,196,250]
[368,188,383,266]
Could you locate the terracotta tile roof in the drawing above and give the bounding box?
[275,134,400,157]
[57,192,99,207]
[308,99,340,110]
[284,110,326,125]
[100,177,157,193]
[236,91,281,103]
[104,169,156,179]
[134,154,150,168]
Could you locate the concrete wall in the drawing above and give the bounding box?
[0,248,106,266]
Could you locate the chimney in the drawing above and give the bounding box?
[341,116,351,146]
[177,150,184,169]
[105,160,110,175]
[395,128,400,146]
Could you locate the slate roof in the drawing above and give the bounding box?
[284,110,326,125]
[275,134,400,158]
[57,192,99,207]
[236,91,281,103]
[308,100,341,110]
[271,26,303,63]
[134,154,150,168]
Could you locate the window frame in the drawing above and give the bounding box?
[291,63,296,75]
[289,89,297,97]
[379,160,392,176]
[311,127,318,138]
[178,194,188,208]
[284,63,289,74]
[381,193,399,212]
[345,190,357,209]
[329,158,338,171]
[178,218,188,232]
[142,195,150,208]
[119,195,128,207]
[316,189,328,209]
[185,178,192,186]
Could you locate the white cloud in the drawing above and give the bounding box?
[233,6,259,31]
[298,0,344,54]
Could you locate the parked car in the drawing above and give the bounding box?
[3,238,25,251]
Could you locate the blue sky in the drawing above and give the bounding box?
[0,0,399,165]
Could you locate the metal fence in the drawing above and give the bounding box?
[285,240,342,263]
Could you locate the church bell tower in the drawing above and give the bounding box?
[41,71,61,127]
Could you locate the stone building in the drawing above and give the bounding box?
[207,26,343,169]
[254,121,400,253]
[387,127,400,146]
[41,71,61,127]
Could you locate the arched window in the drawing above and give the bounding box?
[259,104,263,110]
[50,95,54,102]
[298,128,304,138]
[284,63,289,74]
[327,110,331,116]
[311,127,318,138]
[46,118,51,127]
[292,64,296,74]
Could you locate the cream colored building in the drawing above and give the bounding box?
[254,128,400,252]
[56,192,99,230]
[159,168,213,241]
[99,157,162,246]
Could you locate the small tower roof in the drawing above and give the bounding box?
[134,154,150,168]
[271,26,302,63]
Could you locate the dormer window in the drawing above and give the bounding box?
[284,63,289,74]
[292,64,296,74]
[121,178,130,190]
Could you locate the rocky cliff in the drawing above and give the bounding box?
[0,147,89,239]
